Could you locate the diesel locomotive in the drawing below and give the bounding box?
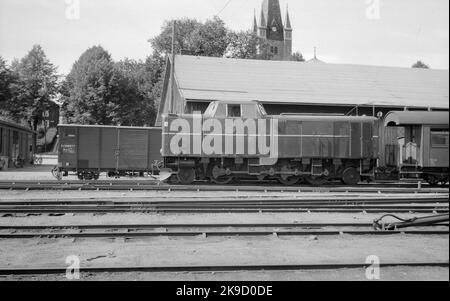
[162,100,378,185]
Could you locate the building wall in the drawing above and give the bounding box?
[0,122,34,166]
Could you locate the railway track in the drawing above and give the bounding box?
[0,222,448,239]
[0,262,448,276]
[0,195,448,214]
[0,204,448,214]
[0,180,448,193]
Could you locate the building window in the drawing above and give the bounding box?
[270,46,278,55]
[431,130,449,147]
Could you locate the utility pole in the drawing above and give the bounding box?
[170,20,176,114]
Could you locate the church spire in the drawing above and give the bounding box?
[259,5,267,28]
[253,9,258,33]
[285,5,292,29]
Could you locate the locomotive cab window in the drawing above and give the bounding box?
[431,130,449,147]
[242,104,259,119]
[227,104,241,118]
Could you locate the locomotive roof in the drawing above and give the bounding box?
[166,55,449,110]
[272,115,378,122]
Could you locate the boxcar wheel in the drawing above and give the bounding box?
[342,167,360,185]
[177,168,196,185]
[424,174,439,186]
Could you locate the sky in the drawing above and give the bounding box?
[0,0,448,75]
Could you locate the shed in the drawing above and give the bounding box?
[0,119,35,169]
[157,55,449,126]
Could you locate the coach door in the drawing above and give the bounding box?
[350,122,361,158]
[59,127,77,168]
[362,123,373,158]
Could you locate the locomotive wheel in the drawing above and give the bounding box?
[305,175,328,186]
[342,167,360,185]
[177,168,196,185]
[278,166,300,186]
[210,165,234,185]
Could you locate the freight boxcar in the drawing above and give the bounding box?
[162,100,379,185]
[55,125,162,180]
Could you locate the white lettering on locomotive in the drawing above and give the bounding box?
[168,117,279,158]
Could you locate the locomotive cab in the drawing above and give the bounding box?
[203,100,268,119]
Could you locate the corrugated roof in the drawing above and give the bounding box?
[384,111,449,126]
[174,55,449,109]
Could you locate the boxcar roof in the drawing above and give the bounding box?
[171,55,449,109]
[384,111,449,126]
[58,124,161,130]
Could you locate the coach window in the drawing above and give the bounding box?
[227,104,241,118]
[431,130,449,147]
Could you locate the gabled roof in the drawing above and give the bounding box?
[167,55,449,110]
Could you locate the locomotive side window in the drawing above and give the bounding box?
[257,104,267,116]
[227,104,241,118]
[242,104,258,119]
[203,102,217,117]
[431,130,449,147]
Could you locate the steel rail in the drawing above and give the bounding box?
[1,196,447,206]
[0,262,448,276]
[0,203,447,208]
[0,182,447,193]
[0,229,448,239]
[0,207,447,214]
[1,179,447,187]
[1,222,448,231]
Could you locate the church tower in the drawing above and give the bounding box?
[254,0,292,61]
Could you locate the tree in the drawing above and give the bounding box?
[187,17,229,57]
[290,51,305,62]
[412,60,430,69]
[150,18,202,56]
[63,46,164,127]
[109,55,164,126]
[7,45,59,133]
[63,46,116,125]
[0,57,16,106]
[149,17,229,57]
[224,30,273,60]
